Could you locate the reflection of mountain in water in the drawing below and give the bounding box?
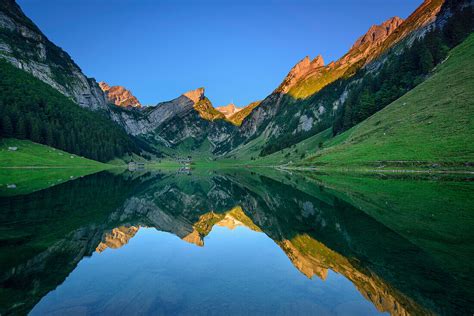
[0,170,472,315]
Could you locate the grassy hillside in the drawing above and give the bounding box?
[294,34,474,169]
[226,128,333,166]
[0,138,106,168]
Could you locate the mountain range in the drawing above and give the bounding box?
[0,0,473,166]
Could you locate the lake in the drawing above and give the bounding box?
[1,169,473,315]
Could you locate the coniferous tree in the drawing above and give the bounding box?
[30,121,42,143]
[16,117,26,139]
[2,115,13,137]
[45,126,54,146]
[418,43,435,74]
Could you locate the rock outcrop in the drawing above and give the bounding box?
[99,82,141,108]
[183,87,205,103]
[216,103,242,118]
[0,0,107,110]
[351,17,404,51]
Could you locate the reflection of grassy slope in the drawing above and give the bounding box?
[301,173,474,278]
[301,35,474,167]
[0,168,104,197]
[0,139,108,196]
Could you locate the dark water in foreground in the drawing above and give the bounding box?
[0,170,473,315]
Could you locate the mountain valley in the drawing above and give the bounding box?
[0,0,473,170]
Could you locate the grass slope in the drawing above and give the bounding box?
[298,34,474,169]
[0,138,106,168]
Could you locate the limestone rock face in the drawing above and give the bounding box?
[99,82,141,108]
[108,87,235,153]
[108,92,197,136]
[0,0,108,110]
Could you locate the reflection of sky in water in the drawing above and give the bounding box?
[31,226,383,315]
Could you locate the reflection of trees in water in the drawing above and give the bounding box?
[0,170,472,315]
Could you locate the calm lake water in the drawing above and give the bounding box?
[0,169,473,315]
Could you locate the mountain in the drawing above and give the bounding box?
[216,0,470,157]
[190,88,226,121]
[107,87,236,154]
[298,33,474,169]
[99,82,141,108]
[0,0,107,110]
[274,17,404,99]
[216,103,242,118]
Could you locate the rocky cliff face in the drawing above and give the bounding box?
[108,87,236,152]
[99,82,142,108]
[0,0,108,110]
[108,88,203,136]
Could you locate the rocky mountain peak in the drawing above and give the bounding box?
[290,54,325,76]
[276,54,326,93]
[216,103,242,118]
[99,81,141,108]
[351,16,405,50]
[183,87,205,104]
[312,54,325,67]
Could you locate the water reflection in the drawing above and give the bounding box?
[0,170,473,315]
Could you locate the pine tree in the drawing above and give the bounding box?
[16,117,26,139]
[30,121,42,143]
[45,126,54,146]
[2,115,13,137]
[356,90,376,122]
[418,43,434,74]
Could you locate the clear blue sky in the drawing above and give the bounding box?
[18,0,421,107]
